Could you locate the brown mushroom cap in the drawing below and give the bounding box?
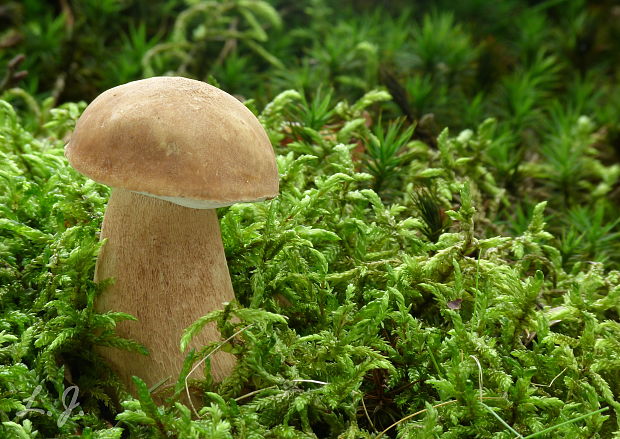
[65,76,279,208]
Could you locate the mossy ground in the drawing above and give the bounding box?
[1,1,620,438]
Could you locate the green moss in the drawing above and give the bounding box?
[1,1,620,437]
[0,87,619,437]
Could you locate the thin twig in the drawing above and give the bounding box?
[375,397,504,439]
[59,0,75,31]
[522,407,608,439]
[360,394,376,433]
[0,54,27,93]
[185,323,254,418]
[234,385,277,402]
[481,402,524,438]
[532,367,567,388]
[470,355,483,401]
[234,378,327,404]
[213,18,239,68]
[290,379,328,385]
[375,399,458,439]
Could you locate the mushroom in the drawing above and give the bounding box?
[65,76,279,392]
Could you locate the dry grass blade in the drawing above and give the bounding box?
[185,324,254,418]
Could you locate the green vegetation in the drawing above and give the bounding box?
[1,0,620,437]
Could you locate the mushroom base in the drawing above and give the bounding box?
[94,188,237,394]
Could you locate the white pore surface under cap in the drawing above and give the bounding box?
[135,191,267,209]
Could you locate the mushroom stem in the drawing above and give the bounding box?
[94,188,236,391]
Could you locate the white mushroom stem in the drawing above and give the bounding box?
[94,188,236,391]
